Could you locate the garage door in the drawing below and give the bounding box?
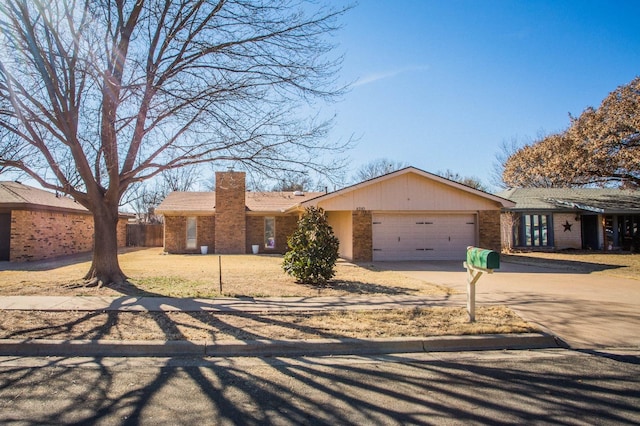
[372,214,476,261]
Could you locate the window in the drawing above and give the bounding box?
[186,217,197,249]
[264,217,275,249]
[516,214,552,247]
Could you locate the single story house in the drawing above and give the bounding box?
[0,181,129,262]
[157,168,514,261]
[497,187,640,251]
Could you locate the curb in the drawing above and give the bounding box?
[0,333,559,358]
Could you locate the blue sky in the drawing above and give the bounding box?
[330,0,640,189]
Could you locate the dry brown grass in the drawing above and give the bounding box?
[504,251,640,280]
[0,248,452,298]
[0,249,542,339]
[0,306,535,341]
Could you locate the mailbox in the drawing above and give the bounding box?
[466,247,500,270]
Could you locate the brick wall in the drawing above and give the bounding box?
[117,217,128,248]
[198,216,216,252]
[478,210,502,252]
[246,215,298,254]
[214,171,246,253]
[163,215,215,254]
[10,209,94,261]
[352,210,372,262]
[163,215,186,253]
[277,215,299,253]
[553,213,582,249]
[245,216,263,253]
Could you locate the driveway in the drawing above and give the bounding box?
[381,260,640,350]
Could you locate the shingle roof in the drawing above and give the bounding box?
[155,192,216,214]
[156,191,324,214]
[497,188,640,213]
[0,181,89,213]
[246,192,324,212]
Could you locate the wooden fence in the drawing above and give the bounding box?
[126,224,163,247]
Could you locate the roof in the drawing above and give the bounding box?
[302,166,515,209]
[497,187,640,214]
[0,181,89,213]
[156,190,324,215]
[246,192,324,212]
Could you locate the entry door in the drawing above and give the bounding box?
[581,215,599,250]
[0,213,10,261]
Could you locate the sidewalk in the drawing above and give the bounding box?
[0,294,560,357]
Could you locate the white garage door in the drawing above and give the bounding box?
[372,214,476,261]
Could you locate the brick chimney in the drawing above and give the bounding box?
[214,171,246,253]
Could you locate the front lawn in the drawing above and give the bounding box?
[0,248,453,298]
[504,251,640,280]
[0,306,536,341]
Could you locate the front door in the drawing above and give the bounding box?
[581,215,599,250]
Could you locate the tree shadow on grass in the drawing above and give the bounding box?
[298,280,421,296]
[0,247,147,272]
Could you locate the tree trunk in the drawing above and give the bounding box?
[84,204,127,287]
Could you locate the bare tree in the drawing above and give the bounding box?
[352,158,408,182]
[0,0,351,286]
[126,166,198,222]
[436,169,488,192]
[271,171,313,191]
[500,211,518,253]
[491,137,526,189]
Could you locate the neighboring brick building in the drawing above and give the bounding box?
[158,168,512,261]
[0,181,129,262]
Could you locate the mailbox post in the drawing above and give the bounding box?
[463,246,500,322]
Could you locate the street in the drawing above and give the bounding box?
[1,349,638,425]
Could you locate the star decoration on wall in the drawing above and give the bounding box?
[562,220,573,232]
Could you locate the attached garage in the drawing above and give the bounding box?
[372,213,476,261]
[302,167,514,262]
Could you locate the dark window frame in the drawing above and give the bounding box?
[516,213,553,247]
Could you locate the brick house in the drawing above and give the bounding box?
[0,181,129,262]
[157,168,513,261]
[157,171,324,255]
[498,187,640,251]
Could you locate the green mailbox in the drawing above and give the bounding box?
[466,247,500,270]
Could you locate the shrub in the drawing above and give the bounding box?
[283,206,339,285]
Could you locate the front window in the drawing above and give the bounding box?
[264,217,275,249]
[186,217,197,249]
[516,214,552,247]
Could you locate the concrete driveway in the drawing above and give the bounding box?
[381,260,640,350]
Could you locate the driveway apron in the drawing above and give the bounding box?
[383,260,640,349]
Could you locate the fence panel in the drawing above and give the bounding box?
[126,224,163,247]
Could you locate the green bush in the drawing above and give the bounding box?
[283,206,339,285]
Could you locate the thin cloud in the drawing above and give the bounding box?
[353,65,430,88]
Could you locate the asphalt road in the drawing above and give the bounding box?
[1,349,638,425]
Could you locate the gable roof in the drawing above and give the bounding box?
[302,166,515,208]
[156,190,324,215]
[497,187,640,213]
[0,181,89,213]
